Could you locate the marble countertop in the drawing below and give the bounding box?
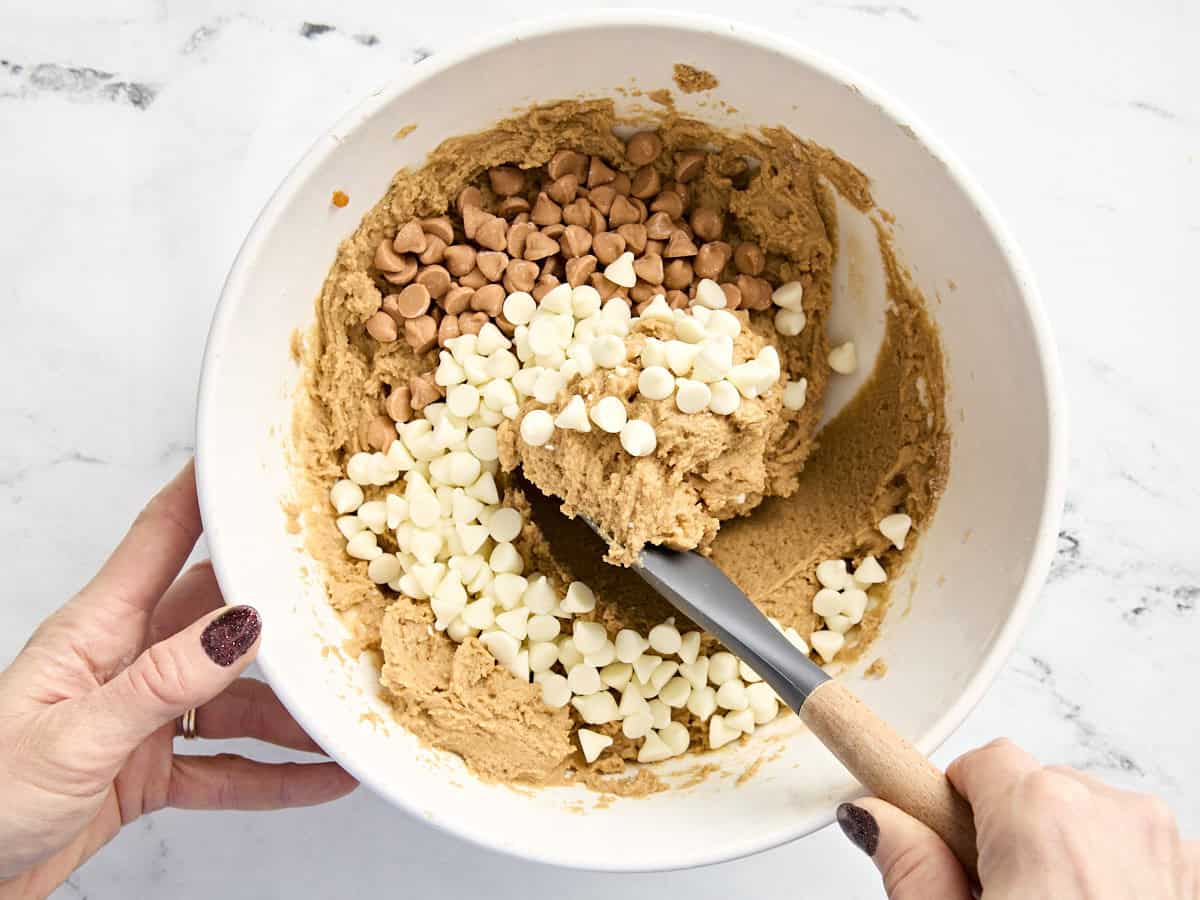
[1,0,1195,896]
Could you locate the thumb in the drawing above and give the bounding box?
[80,605,262,760]
[837,799,973,900]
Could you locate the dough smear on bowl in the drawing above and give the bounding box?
[292,98,948,791]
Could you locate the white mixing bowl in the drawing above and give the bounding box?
[196,11,1066,872]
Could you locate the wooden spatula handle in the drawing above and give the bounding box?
[800,679,979,882]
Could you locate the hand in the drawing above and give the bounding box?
[0,462,357,897]
[837,737,1199,899]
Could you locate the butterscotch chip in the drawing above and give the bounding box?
[437,314,460,347]
[631,166,661,199]
[664,259,694,290]
[418,235,447,265]
[736,274,773,309]
[381,293,404,325]
[386,385,412,423]
[626,131,664,166]
[694,241,732,279]
[529,192,561,227]
[542,223,565,240]
[488,165,525,197]
[506,221,536,258]
[665,230,698,258]
[395,283,432,318]
[674,150,707,183]
[443,244,477,277]
[540,255,561,278]
[560,224,593,258]
[476,251,509,282]
[565,254,597,287]
[720,282,742,310]
[633,252,664,285]
[589,186,618,217]
[374,240,410,273]
[458,311,489,335]
[366,415,395,452]
[562,198,591,228]
[650,191,684,220]
[420,216,454,244]
[512,211,531,225]
[497,196,531,218]
[442,285,474,315]
[593,232,626,265]
[474,216,508,252]
[383,263,418,286]
[645,211,675,240]
[503,259,538,292]
[548,149,588,180]
[588,207,607,236]
[734,241,766,275]
[459,267,488,289]
[645,238,665,256]
[462,204,490,239]
[416,264,451,299]
[393,221,427,254]
[590,273,627,301]
[495,316,516,337]
[548,173,580,205]
[404,316,437,354]
[634,297,654,315]
[523,231,559,261]
[609,195,641,228]
[665,180,690,208]
[666,289,690,309]
[617,223,648,254]
[630,282,657,303]
[691,207,723,242]
[409,372,440,409]
[456,185,483,215]
[532,275,561,301]
[610,172,632,196]
[471,283,505,316]
[587,157,616,188]
[366,311,398,342]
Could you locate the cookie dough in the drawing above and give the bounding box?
[292,98,948,789]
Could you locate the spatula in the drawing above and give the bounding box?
[624,535,979,880]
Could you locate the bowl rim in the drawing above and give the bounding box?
[196,8,1068,872]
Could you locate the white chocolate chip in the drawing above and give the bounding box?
[708,380,741,415]
[532,369,567,404]
[879,513,912,550]
[330,479,365,513]
[590,334,625,368]
[446,383,480,418]
[775,308,806,336]
[540,282,573,314]
[502,291,536,325]
[708,652,739,685]
[716,679,749,711]
[571,284,602,318]
[660,721,690,756]
[648,622,682,655]
[603,251,637,288]
[560,581,596,614]
[708,714,740,749]
[641,337,668,368]
[519,409,555,446]
[488,541,523,574]
[828,341,858,374]
[538,672,571,708]
[367,553,402,585]
[336,515,365,540]
[600,661,633,690]
[466,426,499,461]
[638,730,672,763]
[812,588,844,619]
[691,337,734,383]
[640,294,673,322]
[738,660,762,683]
[677,631,701,665]
[554,395,591,432]
[615,629,650,663]
[674,314,706,344]
[659,676,691,708]
[687,684,718,720]
[726,708,756,734]
[528,640,559,672]
[854,555,887,584]
[664,340,700,376]
[693,278,727,309]
[557,636,583,670]
[810,629,845,662]
[578,728,613,763]
[622,711,654,740]
[573,620,608,655]
[567,663,603,695]
[674,379,712,414]
[572,691,620,724]
[772,280,805,311]
[357,500,387,533]
[346,530,382,561]
[620,419,657,457]
[527,614,560,643]
[746,682,780,724]
[480,629,520,666]
[648,698,671,730]
[487,507,522,543]
[589,396,627,433]
[816,559,852,590]
[632,653,663,683]
[638,366,676,401]
[782,378,808,410]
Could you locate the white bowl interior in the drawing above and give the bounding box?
[197,15,1063,872]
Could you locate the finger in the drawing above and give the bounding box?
[947,737,1041,810]
[838,799,973,900]
[168,755,357,810]
[69,604,262,764]
[186,678,324,754]
[149,560,224,645]
[1043,764,1119,796]
[80,460,202,616]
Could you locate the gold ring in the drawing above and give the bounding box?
[180,707,199,740]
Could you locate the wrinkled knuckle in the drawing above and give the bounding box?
[1020,769,1084,810]
[882,840,936,898]
[134,642,192,710]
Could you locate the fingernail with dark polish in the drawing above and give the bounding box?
[201,605,261,666]
[837,802,880,856]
